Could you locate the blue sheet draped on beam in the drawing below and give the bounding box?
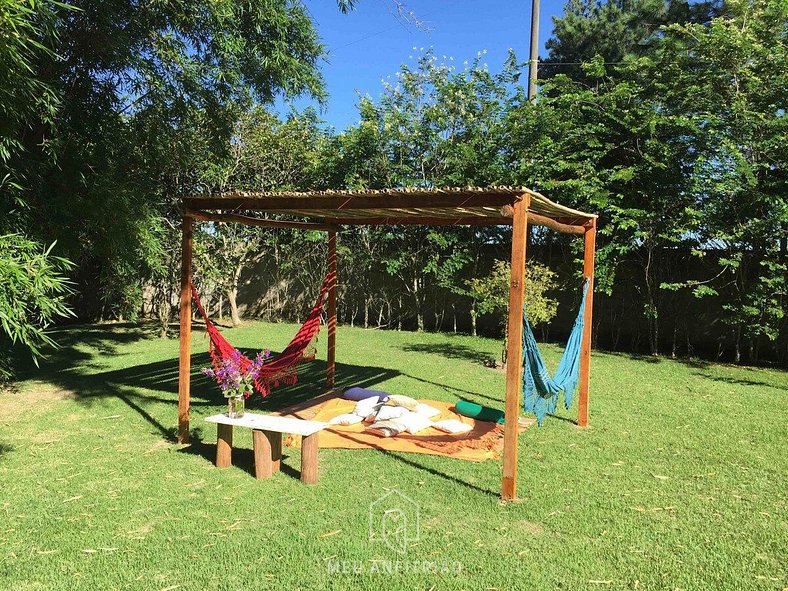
[522,281,588,425]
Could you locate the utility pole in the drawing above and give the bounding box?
[528,0,540,101]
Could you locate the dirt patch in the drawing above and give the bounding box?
[517,520,544,536]
[143,439,172,455]
[0,385,76,419]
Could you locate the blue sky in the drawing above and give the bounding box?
[284,0,566,129]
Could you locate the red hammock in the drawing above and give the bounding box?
[192,271,333,397]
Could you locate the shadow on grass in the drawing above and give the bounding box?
[372,448,499,497]
[177,432,303,481]
[20,322,515,494]
[30,350,399,442]
[403,374,505,406]
[0,443,14,459]
[401,342,492,365]
[598,349,788,381]
[691,372,788,392]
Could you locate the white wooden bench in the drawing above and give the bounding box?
[205,413,328,484]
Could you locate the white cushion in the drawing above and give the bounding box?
[387,394,419,411]
[432,419,472,434]
[329,413,364,426]
[414,403,441,418]
[373,405,410,422]
[392,412,433,434]
[354,396,383,417]
[365,420,405,437]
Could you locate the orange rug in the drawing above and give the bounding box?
[277,394,535,462]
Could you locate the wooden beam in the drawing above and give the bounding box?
[578,218,596,427]
[554,215,594,228]
[187,209,336,232]
[185,193,518,212]
[527,212,585,235]
[502,206,588,234]
[178,215,193,444]
[326,231,337,388]
[502,195,529,500]
[332,216,513,226]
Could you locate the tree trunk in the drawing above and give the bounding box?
[228,288,242,327]
[228,263,244,327]
[644,243,660,356]
[413,277,424,332]
[158,302,169,339]
[734,326,742,363]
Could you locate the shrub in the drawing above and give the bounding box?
[466,260,558,363]
[0,234,74,383]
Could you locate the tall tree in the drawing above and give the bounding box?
[659,0,788,361]
[0,0,76,380]
[543,0,719,83]
[13,0,335,319]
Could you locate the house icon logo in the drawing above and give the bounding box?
[369,489,419,554]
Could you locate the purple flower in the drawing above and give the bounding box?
[203,347,271,398]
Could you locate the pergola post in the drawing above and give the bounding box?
[326,231,337,388]
[178,214,193,444]
[578,218,596,427]
[502,195,530,500]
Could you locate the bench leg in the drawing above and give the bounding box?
[253,429,282,479]
[301,432,320,484]
[216,423,233,468]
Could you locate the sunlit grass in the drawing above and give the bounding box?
[1,321,786,590]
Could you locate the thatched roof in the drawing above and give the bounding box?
[183,186,596,228]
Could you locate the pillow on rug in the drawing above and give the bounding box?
[329,413,364,426]
[354,396,385,418]
[432,419,473,434]
[387,394,419,411]
[342,387,390,403]
[392,412,433,434]
[365,420,406,438]
[372,405,410,422]
[414,403,441,418]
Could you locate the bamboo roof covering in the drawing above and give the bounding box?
[183,186,597,229]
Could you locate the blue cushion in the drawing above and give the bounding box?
[342,387,390,403]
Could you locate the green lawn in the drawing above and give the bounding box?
[1,321,786,590]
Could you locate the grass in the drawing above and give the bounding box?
[1,320,786,590]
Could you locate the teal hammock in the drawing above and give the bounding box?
[522,281,588,426]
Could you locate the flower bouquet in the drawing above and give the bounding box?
[202,349,270,418]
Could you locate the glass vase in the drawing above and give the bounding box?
[227,394,245,419]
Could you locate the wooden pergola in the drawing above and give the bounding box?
[179,186,597,500]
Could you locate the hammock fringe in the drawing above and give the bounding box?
[522,281,588,426]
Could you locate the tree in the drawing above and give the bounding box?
[194,106,328,326]
[543,0,719,83]
[331,51,520,330]
[0,1,77,379]
[9,0,336,322]
[658,0,788,362]
[467,260,559,363]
